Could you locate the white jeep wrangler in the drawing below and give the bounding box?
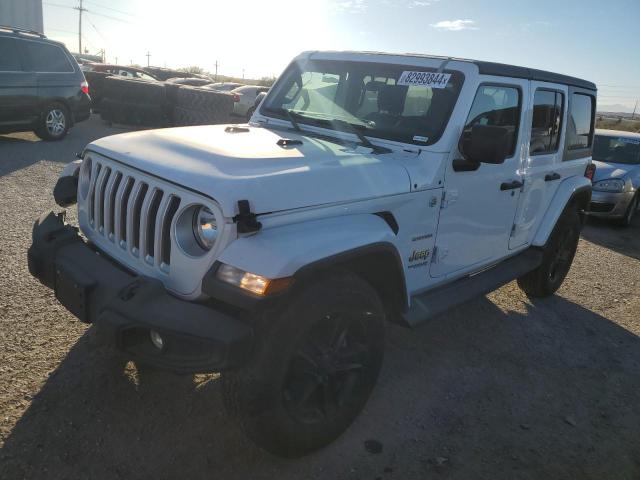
[29,51,597,457]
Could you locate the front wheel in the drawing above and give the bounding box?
[35,103,70,141]
[223,270,385,457]
[618,193,638,227]
[517,207,581,297]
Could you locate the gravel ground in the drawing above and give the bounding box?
[1,116,639,479]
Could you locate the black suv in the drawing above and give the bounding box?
[0,26,91,141]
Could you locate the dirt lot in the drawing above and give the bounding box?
[1,116,639,479]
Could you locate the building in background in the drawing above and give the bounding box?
[0,0,44,33]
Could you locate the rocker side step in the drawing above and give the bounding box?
[402,248,543,327]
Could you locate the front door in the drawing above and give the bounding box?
[431,79,528,278]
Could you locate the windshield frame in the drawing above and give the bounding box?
[260,59,465,147]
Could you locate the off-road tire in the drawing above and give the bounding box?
[223,270,385,457]
[34,102,70,141]
[618,193,638,227]
[517,206,581,297]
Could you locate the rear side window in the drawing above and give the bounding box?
[566,93,594,151]
[464,85,521,156]
[530,90,564,155]
[22,41,74,73]
[0,37,21,71]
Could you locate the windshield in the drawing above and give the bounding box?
[593,135,640,165]
[261,59,464,146]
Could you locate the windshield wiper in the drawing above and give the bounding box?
[322,118,390,153]
[283,108,301,132]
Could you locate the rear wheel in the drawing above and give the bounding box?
[35,103,70,141]
[517,207,581,297]
[223,270,385,457]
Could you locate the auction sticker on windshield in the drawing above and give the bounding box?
[398,71,451,88]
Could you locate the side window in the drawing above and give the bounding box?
[22,41,74,73]
[530,90,564,155]
[0,38,22,71]
[465,85,521,156]
[566,93,594,151]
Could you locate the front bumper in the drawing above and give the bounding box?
[27,211,253,373]
[587,190,635,218]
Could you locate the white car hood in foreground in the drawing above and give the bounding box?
[87,125,411,217]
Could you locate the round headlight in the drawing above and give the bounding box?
[79,157,92,198]
[193,206,218,250]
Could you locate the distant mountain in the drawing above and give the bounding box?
[597,103,635,115]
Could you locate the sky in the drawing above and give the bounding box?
[42,0,640,112]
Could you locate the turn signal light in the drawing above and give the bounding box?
[216,264,294,296]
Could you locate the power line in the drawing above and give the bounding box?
[87,10,132,24]
[85,14,108,42]
[83,0,135,17]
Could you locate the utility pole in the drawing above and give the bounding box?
[633,100,638,120]
[242,68,245,80]
[214,60,219,82]
[74,0,87,54]
[145,51,151,67]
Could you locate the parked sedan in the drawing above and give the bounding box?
[588,129,640,226]
[205,82,243,92]
[230,85,270,118]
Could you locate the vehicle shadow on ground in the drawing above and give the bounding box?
[582,215,640,261]
[0,116,127,178]
[1,294,639,480]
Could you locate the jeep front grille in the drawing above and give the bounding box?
[85,158,181,272]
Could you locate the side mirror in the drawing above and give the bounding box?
[459,124,511,165]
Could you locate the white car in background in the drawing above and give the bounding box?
[205,82,243,92]
[230,85,270,118]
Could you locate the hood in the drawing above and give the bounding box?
[87,125,411,217]
[592,160,638,182]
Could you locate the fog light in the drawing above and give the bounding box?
[149,330,164,350]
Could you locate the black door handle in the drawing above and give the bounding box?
[544,172,561,182]
[500,180,524,191]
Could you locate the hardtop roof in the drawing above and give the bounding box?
[308,50,597,91]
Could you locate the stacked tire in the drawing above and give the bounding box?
[100,76,170,127]
[173,86,234,126]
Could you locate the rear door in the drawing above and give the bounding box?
[430,79,528,278]
[0,37,38,126]
[20,39,78,107]
[509,83,567,248]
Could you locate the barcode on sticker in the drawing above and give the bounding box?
[398,71,451,88]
